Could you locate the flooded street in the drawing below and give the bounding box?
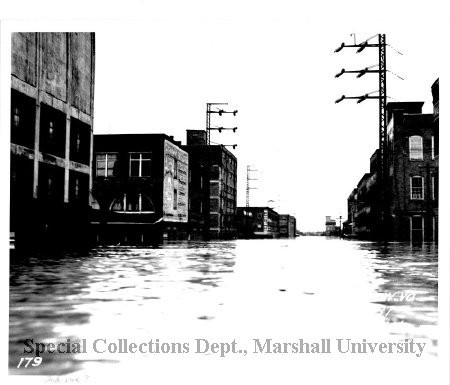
[9,237,439,383]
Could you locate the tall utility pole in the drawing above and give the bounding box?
[334,33,388,238]
[206,103,238,146]
[246,165,258,207]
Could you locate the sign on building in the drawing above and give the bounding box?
[162,140,189,223]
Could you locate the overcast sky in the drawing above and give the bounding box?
[1,4,445,231]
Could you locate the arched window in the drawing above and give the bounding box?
[409,136,423,160]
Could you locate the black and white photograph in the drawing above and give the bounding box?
[1,2,449,384]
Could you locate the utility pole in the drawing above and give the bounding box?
[206,103,238,146]
[334,34,388,239]
[246,165,258,207]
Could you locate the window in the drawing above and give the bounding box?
[47,176,53,197]
[173,189,178,210]
[410,176,424,200]
[76,131,81,153]
[111,195,124,211]
[70,118,91,165]
[96,153,117,177]
[74,178,80,199]
[130,153,151,177]
[173,158,178,179]
[40,104,66,157]
[11,90,36,148]
[432,175,436,200]
[409,136,423,160]
[48,121,54,142]
[13,107,20,128]
[125,194,139,211]
[431,136,435,160]
[410,216,423,242]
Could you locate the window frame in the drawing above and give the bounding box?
[410,176,424,200]
[129,152,151,177]
[96,152,118,177]
[110,193,154,213]
[431,136,435,160]
[410,215,424,242]
[432,175,436,200]
[409,135,423,160]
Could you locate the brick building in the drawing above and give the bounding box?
[279,214,297,238]
[184,130,237,239]
[325,216,339,236]
[386,101,438,242]
[10,33,95,250]
[344,80,439,242]
[350,150,381,238]
[92,134,189,243]
[236,207,279,238]
[344,188,357,235]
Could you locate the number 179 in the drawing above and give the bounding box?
[17,357,42,368]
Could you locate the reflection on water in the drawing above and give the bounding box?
[9,238,438,375]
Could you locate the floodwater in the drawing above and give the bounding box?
[9,237,439,384]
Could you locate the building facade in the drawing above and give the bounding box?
[386,101,438,242]
[236,207,280,238]
[92,134,189,243]
[325,216,339,236]
[279,214,297,238]
[184,130,237,239]
[10,32,95,250]
[351,150,381,238]
[344,80,439,242]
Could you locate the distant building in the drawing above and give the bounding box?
[325,216,338,236]
[10,33,95,250]
[92,134,188,243]
[279,214,297,238]
[236,207,279,238]
[352,150,380,238]
[184,130,237,239]
[343,189,357,235]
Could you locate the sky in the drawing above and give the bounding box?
[0,3,446,232]
[91,20,442,231]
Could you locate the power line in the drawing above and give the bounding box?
[206,102,238,146]
[334,33,389,237]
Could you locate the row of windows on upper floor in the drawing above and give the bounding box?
[96,154,214,191]
[96,153,189,181]
[11,91,91,165]
[96,153,152,178]
[408,136,436,161]
[354,175,437,202]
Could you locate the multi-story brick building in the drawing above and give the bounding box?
[345,80,439,242]
[10,32,95,250]
[236,207,279,238]
[351,150,381,238]
[279,214,297,238]
[184,130,237,239]
[386,101,438,242]
[92,134,189,243]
